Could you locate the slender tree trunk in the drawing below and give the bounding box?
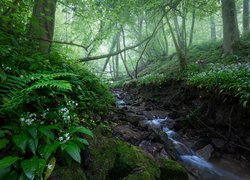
[221,0,240,54]
[101,34,118,77]
[161,21,169,57]
[166,15,187,71]
[120,27,134,79]
[189,10,195,47]
[210,16,217,40]
[173,12,185,51]
[115,40,120,80]
[243,0,250,34]
[29,0,57,54]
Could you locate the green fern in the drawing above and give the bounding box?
[0,72,77,115]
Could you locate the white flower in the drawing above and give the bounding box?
[58,137,63,141]
[47,164,53,170]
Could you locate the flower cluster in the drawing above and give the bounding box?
[59,107,70,124]
[58,133,71,143]
[1,64,12,71]
[66,100,78,107]
[20,113,37,126]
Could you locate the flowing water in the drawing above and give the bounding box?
[146,117,248,180]
[114,90,250,180]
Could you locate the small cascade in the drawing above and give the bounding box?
[146,117,244,180]
[113,90,248,180]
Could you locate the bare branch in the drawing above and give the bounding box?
[34,38,88,51]
[78,36,151,62]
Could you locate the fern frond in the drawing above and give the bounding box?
[26,80,72,92]
[0,72,76,115]
[24,72,78,83]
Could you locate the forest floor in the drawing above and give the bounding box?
[110,80,250,179]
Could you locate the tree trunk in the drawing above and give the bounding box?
[166,16,187,71]
[221,0,240,54]
[189,10,195,47]
[120,27,134,79]
[115,40,120,80]
[101,33,118,77]
[161,20,169,57]
[29,0,57,54]
[243,0,250,34]
[210,16,217,40]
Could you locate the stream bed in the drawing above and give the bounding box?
[113,89,250,180]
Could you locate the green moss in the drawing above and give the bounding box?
[159,159,188,180]
[86,127,188,180]
[110,140,160,179]
[124,171,154,180]
[87,127,117,180]
[49,165,87,180]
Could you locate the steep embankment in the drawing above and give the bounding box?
[122,80,250,160]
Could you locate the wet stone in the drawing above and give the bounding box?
[196,144,214,160]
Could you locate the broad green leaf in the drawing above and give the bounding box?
[28,139,38,155]
[76,137,89,146]
[38,127,54,140]
[65,142,81,163]
[12,133,29,153]
[41,142,60,161]
[27,127,37,139]
[69,127,93,137]
[21,157,46,179]
[0,156,19,169]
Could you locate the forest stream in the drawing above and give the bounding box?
[113,89,250,180]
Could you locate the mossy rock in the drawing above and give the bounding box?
[159,159,188,180]
[110,140,160,180]
[86,126,188,180]
[48,165,87,180]
[123,171,154,180]
[86,127,117,180]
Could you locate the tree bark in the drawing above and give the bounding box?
[166,15,187,71]
[120,27,134,79]
[210,16,217,40]
[161,20,169,57]
[221,0,240,54]
[101,33,119,76]
[243,0,250,34]
[189,10,195,47]
[29,0,57,54]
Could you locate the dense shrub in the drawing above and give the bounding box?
[0,32,114,179]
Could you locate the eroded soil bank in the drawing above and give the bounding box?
[110,80,250,179]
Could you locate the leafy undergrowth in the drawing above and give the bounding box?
[187,63,250,107]
[127,34,250,107]
[0,32,114,179]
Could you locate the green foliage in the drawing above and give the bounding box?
[188,63,250,107]
[0,28,113,179]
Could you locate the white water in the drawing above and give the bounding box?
[146,118,245,180]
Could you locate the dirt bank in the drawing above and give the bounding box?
[122,80,250,160]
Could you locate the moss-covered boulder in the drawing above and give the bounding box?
[86,126,188,180]
[49,165,87,180]
[110,140,160,180]
[159,159,188,180]
[87,127,117,180]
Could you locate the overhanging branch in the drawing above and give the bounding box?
[34,38,88,51]
[78,36,151,62]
